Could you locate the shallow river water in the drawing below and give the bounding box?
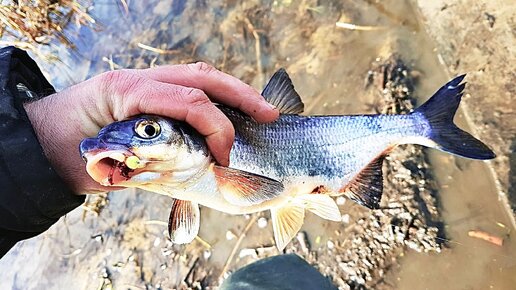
[1,0,514,289]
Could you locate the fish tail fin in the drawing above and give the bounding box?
[412,75,495,160]
[271,194,340,251]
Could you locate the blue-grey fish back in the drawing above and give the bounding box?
[222,106,422,184]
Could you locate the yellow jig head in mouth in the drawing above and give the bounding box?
[81,149,146,186]
[125,155,144,170]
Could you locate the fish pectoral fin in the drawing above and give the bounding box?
[271,202,305,251]
[168,199,200,244]
[339,154,386,210]
[214,165,284,206]
[262,69,305,114]
[298,194,341,221]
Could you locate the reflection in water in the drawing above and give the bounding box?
[1,0,514,289]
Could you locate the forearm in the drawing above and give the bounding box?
[0,47,85,258]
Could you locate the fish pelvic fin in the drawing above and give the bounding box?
[271,202,304,251]
[262,68,305,114]
[213,165,284,206]
[338,154,385,210]
[412,75,495,160]
[271,193,341,251]
[168,199,200,244]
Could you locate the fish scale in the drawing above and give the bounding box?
[226,109,421,184]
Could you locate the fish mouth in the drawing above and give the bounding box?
[83,150,147,186]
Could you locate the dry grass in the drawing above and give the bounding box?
[0,0,95,56]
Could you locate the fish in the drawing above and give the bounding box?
[79,69,495,250]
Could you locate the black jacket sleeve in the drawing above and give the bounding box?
[0,47,85,258]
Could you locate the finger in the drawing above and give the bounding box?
[100,72,234,165]
[136,62,279,123]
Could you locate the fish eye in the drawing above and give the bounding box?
[135,120,161,139]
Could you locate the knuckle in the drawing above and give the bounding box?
[182,88,210,107]
[189,61,217,75]
[96,70,150,119]
[97,69,144,96]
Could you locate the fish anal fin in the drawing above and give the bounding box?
[339,154,385,210]
[168,199,200,244]
[270,192,340,250]
[298,194,341,221]
[262,68,305,114]
[271,203,305,251]
[213,165,284,206]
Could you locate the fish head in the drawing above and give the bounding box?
[80,115,211,187]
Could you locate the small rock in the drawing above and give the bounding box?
[257,217,268,228]
[203,250,212,260]
[336,196,346,205]
[239,248,258,259]
[226,230,236,240]
[341,214,350,224]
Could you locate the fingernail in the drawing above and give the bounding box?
[266,102,276,110]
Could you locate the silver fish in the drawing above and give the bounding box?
[80,69,495,250]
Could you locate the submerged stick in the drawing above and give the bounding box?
[468,230,504,246]
[243,17,264,86]
[219,215,259,281]
[138,43,181,54]
[336,22,384,31]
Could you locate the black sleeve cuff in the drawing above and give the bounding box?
[0,47,85,238]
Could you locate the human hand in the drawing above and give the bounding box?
[23,62,278,194]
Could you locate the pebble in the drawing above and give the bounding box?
[336,196,346,205]
[203,250,212,260]
[257,217,268,228]
[341,214,350,224]
[296,231,310,253]
[226,230,236,240]
[239,248,258,259]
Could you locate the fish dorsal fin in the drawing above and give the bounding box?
[261,68,305,114]
[271,203,305,251]
[213,165,284,206]
[168,199,200,244]
[298,194,341,221]
[340,154,385,209]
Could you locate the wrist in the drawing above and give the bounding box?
[23,95,83,193]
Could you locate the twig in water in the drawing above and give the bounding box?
[194,236,212,249]
[468,230,504,246]
[243,17,264,86]
[336,22,384,31]
[138,43,181,55]
[184,257,199,286]
[102,55,120,70]
[219,215,259,281]
[119,0,129,15]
